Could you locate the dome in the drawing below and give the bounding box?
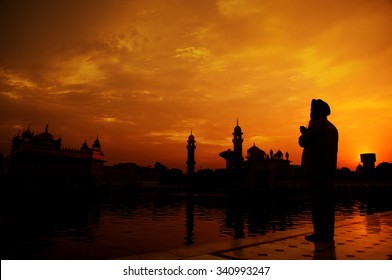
[36,131,54,139]
[233,119,242,134]
[36,124,54,140]
[93,135,101,149]
[93,138,100,146]
[22,128,33,140]
[247,143,261,153]
[273,150,284,159]
[187,130,195,142]
[81,139,89,150]
[247,143,266,160]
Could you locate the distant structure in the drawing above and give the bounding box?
[186,130,196,175]
[356,153,377,178]
[219,120,292,186]
[232,119,244,169]
[8,124,105,189]
[219,119,244,169]
[360,153,376,171]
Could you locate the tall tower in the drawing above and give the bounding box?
[232,119,244,169]
[186,130,196,175]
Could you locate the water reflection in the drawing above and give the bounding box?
[184,192,194,245]
[0,192,100,259]
[366,215,381,234]
[0,189,390,260]
[313,241,337,260]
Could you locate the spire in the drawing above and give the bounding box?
[81,137,89,150]
[186,129,196,175]
[93,134,101,149]
[45,124,49,133]
[188,129,195,142]
[232,117,243,168]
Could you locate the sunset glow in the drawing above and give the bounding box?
[1,0,391,171]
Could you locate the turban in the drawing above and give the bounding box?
[311,99,330,118]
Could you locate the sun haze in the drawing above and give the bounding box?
[1,0,391,171]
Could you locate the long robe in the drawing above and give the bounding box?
[299,118,338,239]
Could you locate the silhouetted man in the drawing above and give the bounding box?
[299,99,338,242]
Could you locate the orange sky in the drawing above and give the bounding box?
[1,0,391,171]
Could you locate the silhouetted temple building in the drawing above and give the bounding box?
[8,124,105,190]
[219,120,292,186]
[186,131,196,175]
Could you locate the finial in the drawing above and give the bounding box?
[191,129,193,135]
[237,117,239,126]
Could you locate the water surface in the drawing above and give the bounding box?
[0,189,386,259]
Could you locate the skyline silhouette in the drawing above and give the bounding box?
[1,121,390,175]
[0,119,390,177]
[1,121,391,194]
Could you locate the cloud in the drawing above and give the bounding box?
[0,0,391,169]
[217,0,261,18]
[175,47,211,60]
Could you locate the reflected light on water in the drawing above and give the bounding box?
[0,190,389,260]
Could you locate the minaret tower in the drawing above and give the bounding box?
[232,119,244,169]
[186,130,196,175]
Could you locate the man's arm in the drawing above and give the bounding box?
[299,121,324,148]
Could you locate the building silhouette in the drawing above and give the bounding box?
[218,120,293,186]
[360,153,376,171]
[186,130,196,175]
[8,124,105,189]
[219,119,244,169]
[232,119,244,169]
